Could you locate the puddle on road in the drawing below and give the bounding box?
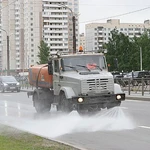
[0,107,136,138]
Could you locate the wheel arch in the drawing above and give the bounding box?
[59,87,76,99]
[114,83,124,94]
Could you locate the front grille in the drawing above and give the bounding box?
[8,83,16,87]
[81,78,114,94]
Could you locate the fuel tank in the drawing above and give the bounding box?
[28,64,53,88]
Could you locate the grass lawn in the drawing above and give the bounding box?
[0,125,78,150]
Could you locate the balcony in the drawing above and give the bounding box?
[44,25,64,29]
[49,41,63,44]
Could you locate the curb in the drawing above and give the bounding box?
[21,89,34,92]
[126,96,150,101]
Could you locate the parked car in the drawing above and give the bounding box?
[0,76,21,93]
[124,71,150,85]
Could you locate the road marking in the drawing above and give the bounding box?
[139,126,150,129]
[3,94,11,97]
[126,100,143,103]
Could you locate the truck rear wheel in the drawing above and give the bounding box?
[33,89,52,113]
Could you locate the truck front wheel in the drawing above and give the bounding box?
[60,93,71,113]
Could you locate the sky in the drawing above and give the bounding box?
[79,0,150,33]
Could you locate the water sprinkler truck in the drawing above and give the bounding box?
[27,51,125,114]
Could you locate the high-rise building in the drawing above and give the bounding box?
[0,0,79,72]
[24,0,42,68]
[79,33,85,52]
[86,19,150,52]
[42,0,79,53]
[1,0,27,71]
[0,0,2,71]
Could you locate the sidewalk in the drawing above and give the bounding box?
[20,87,150,101]
[125,91,150,101]
[21,87,35,92]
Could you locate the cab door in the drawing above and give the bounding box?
[53,59,61,95]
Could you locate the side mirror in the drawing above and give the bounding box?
[48,61,53,75]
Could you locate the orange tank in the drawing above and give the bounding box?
[28,64,53,88]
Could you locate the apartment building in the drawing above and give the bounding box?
[24,0,42,68]
[0,0,79,71]
[0,0,2,71]
[1,0,26,71]
[79,33,85,51]
[42,0,79,53]
[86,19,150,52]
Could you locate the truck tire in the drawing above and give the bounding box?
[60,93,71,113]
[33,89,52,113]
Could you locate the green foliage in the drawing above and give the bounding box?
[37,40,50,64]
[105,29,150,72]
[0,126,75,150]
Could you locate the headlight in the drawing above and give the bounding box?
[116,95,121,100]
[16,82,20,86]
[3,83,8,86]
[78,97,84,103]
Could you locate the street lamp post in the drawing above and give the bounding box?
[58,3,76,54]
[1,28,10,75]
[140,47,142,71]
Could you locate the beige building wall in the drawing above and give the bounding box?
[0,0,79,71]
[1,0,24,71]
[79,33,85,51]
[0,0,2,70]
[1,0,8,71]
[86,19,150,52]
[42,0,79,54]
[24,0,42,68]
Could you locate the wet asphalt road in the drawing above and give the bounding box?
[0,92,150,150]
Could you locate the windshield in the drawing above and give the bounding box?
[1,76,17,82]
[62,55,106,71]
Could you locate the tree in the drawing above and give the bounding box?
[105,29,150,72]
[134,30,150,71]
[37,40,50,64]
[105,29,132,72]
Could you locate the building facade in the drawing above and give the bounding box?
[79,33,85,52]
[24,0,42,68]
[0,0,79,72]
[86,19,150,52]
[42,0,79,53]
[0,0,2,71]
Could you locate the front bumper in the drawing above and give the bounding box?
[4,86,20,91]
[72,93,125,105]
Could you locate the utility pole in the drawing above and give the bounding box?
[58,3,76,54]
[7,35,10,75]
[140,47,142,71]
[72,15,76,54]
